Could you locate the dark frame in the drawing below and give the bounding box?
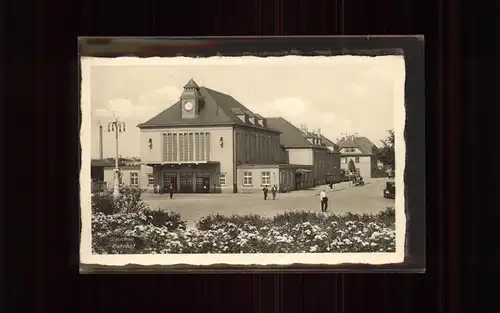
[79,36,425,273]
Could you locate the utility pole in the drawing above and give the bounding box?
[107,117,126,198]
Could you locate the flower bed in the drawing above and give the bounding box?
[91,186,396,254]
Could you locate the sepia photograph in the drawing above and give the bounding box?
[80,54,407,266]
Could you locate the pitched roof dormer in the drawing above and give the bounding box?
[245,110,255,124]
[254,114,265,127]
[231,108,246,123]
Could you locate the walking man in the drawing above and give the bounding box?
[262,186,269,200]
[168,184,174,199]
[320,189,328,212]
[271,185,277,200]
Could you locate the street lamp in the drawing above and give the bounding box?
[107,118,126,198]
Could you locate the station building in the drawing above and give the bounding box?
[137,79,336,194]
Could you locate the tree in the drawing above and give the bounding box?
[348,159,357,174]
[377,129,395,171]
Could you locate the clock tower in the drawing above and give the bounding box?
[180,78,202,119]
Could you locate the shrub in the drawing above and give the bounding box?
[272,211,325,227]
[196,213,267,231]
[91,191,119,215]
[91,209,187,254]
[375,207,396,228]
[92,185,150,215]
[92,210,150,254]
[147,209,187,231]
[92,207,397,254]
[115,185,149,213]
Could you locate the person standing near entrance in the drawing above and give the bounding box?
[262,186,269,200]
[320,189,328,212]
[168,184,174,199]
[271,185,277,200]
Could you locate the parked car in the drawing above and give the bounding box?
[351,175,365,187]
[383,180,395,199]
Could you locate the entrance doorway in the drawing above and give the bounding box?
[196,172,210,193]
[179,173,194,193]
[295,173,302,190]
[163,173,177,193]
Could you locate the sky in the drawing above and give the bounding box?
[86,56,404,158]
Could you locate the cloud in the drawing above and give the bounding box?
[94,85,183,123]
[94,108,113,118]
[155,85,182,100]
[247,97,356,141]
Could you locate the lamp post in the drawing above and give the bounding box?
[107,118,126,198]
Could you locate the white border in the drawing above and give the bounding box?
[80,56,407,266]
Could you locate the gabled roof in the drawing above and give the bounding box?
[138,83,278,132]
[320,134,336,147]
[337,136,377,155]
[91,159,114,167]
[184,78,199,88]
[266,117,322,148]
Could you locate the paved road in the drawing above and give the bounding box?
[143,179,395,227]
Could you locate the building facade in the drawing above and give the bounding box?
[266,118,342,187]
[137,79,290,194]
[103,165,154,191]
[337,135,378,178]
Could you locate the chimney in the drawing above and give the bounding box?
[99,124,103,159]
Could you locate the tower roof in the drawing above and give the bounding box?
[184,78,199,89]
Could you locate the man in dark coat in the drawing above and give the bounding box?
[262,187,269,200]
[168,184,174,199]
[271,185,277,200]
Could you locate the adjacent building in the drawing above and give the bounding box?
[103,164,153,191]
[266,118,342,186]
[337,135,378,178]
[91,159,154,192]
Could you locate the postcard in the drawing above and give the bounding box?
[80,54,406,266]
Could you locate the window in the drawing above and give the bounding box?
[147,174,155,186]
[243,172,253,186]
[166,132,211,162]
[219,173,227,186]
[355,157,360,163]
[188,133,194,160]
[130,172,139,186]
[195,133,206,161]
[261,171,271,186]
[178,133,186,161]
[342,157,347,164]
[205,133,211,160]
[163,133,175,162]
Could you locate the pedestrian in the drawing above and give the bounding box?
[320,189,328,212]
[168,184,174,199]
[262,186,269,200]
[328,180,334,189]
[271,185,277,200]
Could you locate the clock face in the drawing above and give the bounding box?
[184,101,194,111]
